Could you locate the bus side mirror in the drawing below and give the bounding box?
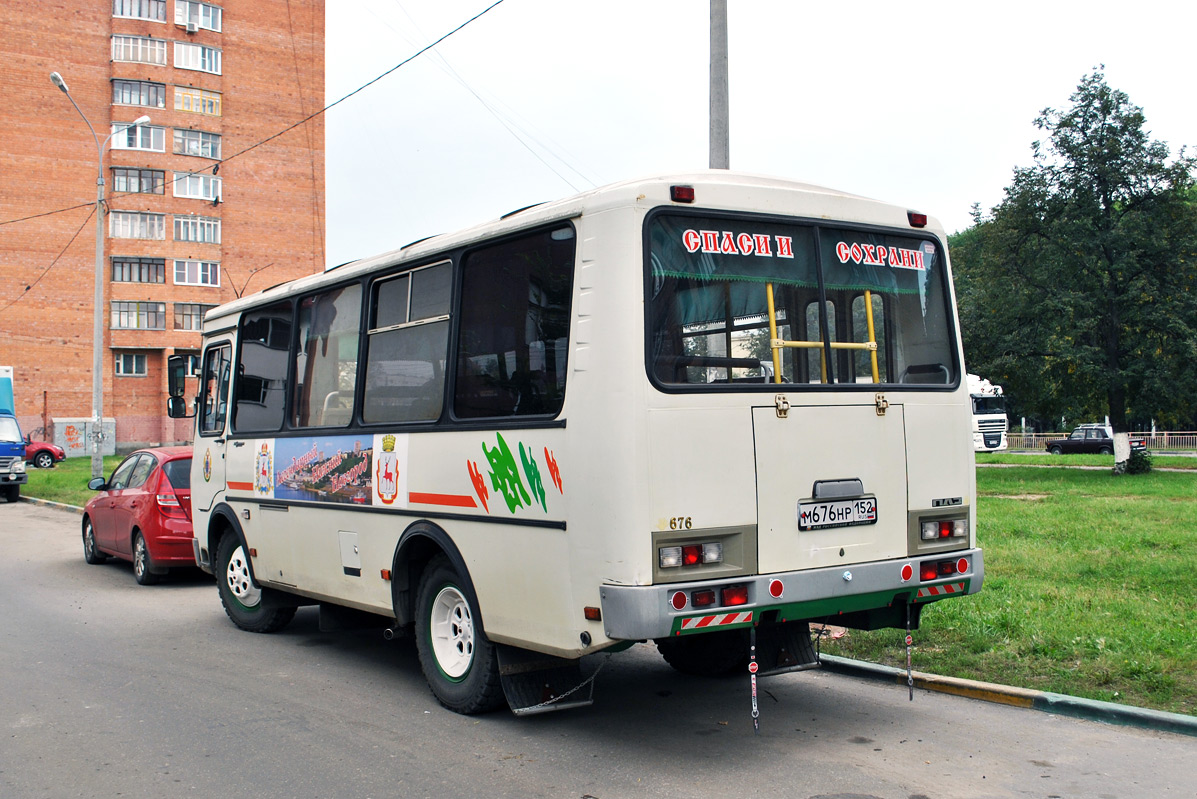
[166,355,194,418]
[167,396,191,419]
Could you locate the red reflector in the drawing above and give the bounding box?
[380,569,392,581]
[682,545,701,566]
[721,585,748,606]
[901,563,914,582]
[957,558,969,575]
[670,185,695,203]
[248,548,257,557]
[584,606,602,621]
[691,589,717,608]
[920,562,938,581]
[769,579,783,598]
[671,591,688,610]
[908,211,928,228]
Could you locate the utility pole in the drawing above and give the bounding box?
[709,0,729,169]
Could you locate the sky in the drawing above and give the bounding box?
[325,1,1197,268]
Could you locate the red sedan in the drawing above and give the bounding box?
[82,447,195,585]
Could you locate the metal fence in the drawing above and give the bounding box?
[1008,432,1197,453]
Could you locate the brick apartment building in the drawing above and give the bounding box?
[0,0,324,453]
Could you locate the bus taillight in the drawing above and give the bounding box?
[721,585,748,606]
[920,558,962,581]
[921,518,968,540]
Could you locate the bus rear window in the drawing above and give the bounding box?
[647,214,957,388]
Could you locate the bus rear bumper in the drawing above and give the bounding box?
[599,548,984,641]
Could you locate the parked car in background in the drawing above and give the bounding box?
[82,447,194,585]
[25,437,65,469]
[1045,423,1147,455]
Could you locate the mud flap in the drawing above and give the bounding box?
[496,644,595,716]
[754,621,819,678]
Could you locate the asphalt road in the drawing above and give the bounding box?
[2,500,1194,799]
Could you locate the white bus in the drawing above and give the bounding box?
[168,172,983,716]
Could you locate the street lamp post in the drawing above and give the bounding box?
[50,71,150,479]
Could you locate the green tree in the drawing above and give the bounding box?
[952,69,1197,430]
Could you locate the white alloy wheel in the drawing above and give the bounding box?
[225,545,262,609]
[429,584,475,679]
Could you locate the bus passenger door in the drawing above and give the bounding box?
[192,340,233,516]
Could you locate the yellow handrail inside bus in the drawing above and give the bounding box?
[765,284,879,384]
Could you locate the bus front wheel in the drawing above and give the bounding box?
[216,534,296,634]
[414,555,504,714]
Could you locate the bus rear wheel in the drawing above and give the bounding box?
[656,628,750,677]
[216,534,296,633]
[414,555,504,714]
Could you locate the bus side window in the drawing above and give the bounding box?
[292,283,361,428]
[233,302,291,433]
[454,227,575,419]
[362,261,451,424]
[199,344,231,436]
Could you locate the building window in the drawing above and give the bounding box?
[111,302,166,330]
[174,215,221,244]
[112,36,167,65]
[174,42,221,74]
[110,212,166,240]
[173,172,221,201]
[174,259,220,287]
[111,167,164,195]
[110,123,165,152]
[175,1,222,32]
[115,352,148,376]
[175,303,216,331]
[175,86,221,116]
[112,79,166,109]
[112,257,166,283]
[113,0,165,21]
[173,129,221,159]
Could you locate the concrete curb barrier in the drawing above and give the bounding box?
[18,495,84,515]
[819,654,1197,738]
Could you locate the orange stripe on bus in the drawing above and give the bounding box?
[227,481,253,491]
[409,492,477,508]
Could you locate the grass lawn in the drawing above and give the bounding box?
[821,464,1196,716]
[979,451,1197,470]
[21,455,124,508]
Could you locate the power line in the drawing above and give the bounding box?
[0,205,95,314]
[218,0,508,169]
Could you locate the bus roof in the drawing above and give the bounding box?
[203,171,945,326]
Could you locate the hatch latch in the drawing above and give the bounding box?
[875,393,889,416]
[774,394,790,419]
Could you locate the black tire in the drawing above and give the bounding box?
[1099,446,1113,455]
[132,532,160,585]
[32,451,54,469]
[82,516,108,564]
[215,534,296,633]
[2,485,17,503]
[414,555,504,714]
[656,628,751,677]
[1048,445,1062,455]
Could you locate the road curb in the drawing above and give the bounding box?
[18,495,84,515]
[818,654,1197,738]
